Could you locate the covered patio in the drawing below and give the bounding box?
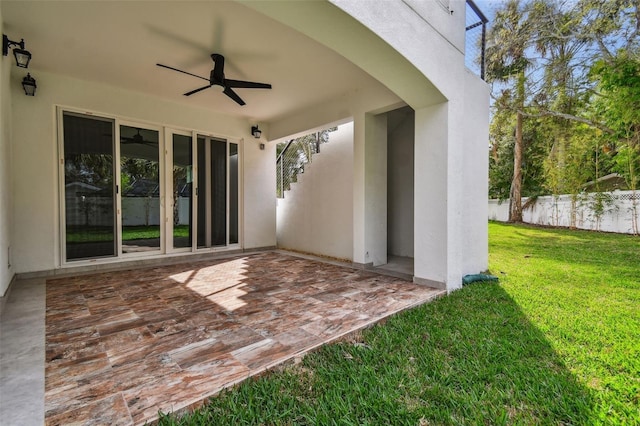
[0,251,443,425]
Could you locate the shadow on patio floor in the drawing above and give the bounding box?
[42,251,443,425]
[164,281,595,424]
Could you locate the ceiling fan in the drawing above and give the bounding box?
[120,128,157,146]
[157,53,272,106]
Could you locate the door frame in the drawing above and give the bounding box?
[117,120,165,258]
[57,106,244,267]
[165,128,196,254]
[194,133,243,252]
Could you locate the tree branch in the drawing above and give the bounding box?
[519,109,616,135]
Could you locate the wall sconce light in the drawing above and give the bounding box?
[3,34,32,68]
[22,73,36,96]
[251,125,262,139]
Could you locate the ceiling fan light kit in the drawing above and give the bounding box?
[157,53,272,106]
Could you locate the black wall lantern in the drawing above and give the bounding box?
[22,73,36,96]
[251,125,262,139]
[3,34,32,68]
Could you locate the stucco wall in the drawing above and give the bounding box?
[402,0,466,53]
[6,1,491,293]
[242,0,490,291]
[0,10,16,296]
[330,0,463,104]
[460,69,490,277]
[10,69,275,275]
[331,0,489,290]
[387,107,414,258]
[276,122,354,260]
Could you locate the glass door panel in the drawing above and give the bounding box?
[211,139,227,246]
[172,134,192,249]
[63,113,116,260]
[197,136,236,249]
[197,137,207,248]
[120,125,161,254]
[229,143,239,244]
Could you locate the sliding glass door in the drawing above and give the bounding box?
[172,133,193,249]
[196,136,239,249]
[119,125,161,254]
[63,113,117,260]
[61,110,240,263]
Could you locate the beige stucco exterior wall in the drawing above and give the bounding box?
[3,0,490,293]
[0,8,16,297]
[276,122,354,260]
[247,0,490,291]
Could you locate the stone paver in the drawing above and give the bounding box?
[3,252,444,425]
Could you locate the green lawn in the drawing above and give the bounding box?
[158,222,639,425]
[66,225,189,243]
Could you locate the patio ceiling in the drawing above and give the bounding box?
[1,1,388,124]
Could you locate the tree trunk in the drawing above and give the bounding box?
[509,110,523,222]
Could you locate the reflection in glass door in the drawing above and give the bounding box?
[172,134,193,249]
[63,113,117,260]
[196,136,239,249]
[229,143,239,244]
[62,111,239,261]
[120,125,161,254]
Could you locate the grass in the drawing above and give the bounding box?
[66,225,189,243]
[157,222,640,425]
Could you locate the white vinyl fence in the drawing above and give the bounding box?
[489,190,640,235]
[66,196,191,227]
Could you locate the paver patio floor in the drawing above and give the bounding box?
[43,251,444,425]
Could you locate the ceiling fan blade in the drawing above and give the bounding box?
[156,64,209,82]
[225,79,272,90]
[183,85,212,96]
[223,87,246,106]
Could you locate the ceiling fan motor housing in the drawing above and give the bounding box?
[157,52,271,105]
[210,69,224,87]
[211,54,225,86]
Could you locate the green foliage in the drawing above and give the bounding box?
[612,145,640,190]
[485,0,533,82]
[488,0,640,200]
[276,128,335,198]
[65,153,114,187]
[592,54,640,141]
[489,109,548,199]
[121,158,160,195]
[589,52,640,191]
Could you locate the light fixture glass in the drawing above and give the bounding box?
[3,34,32,68]
[22,73,36,96]
[13,48,31,68]
[251,125,261,139]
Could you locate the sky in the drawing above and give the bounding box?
[472,0,505,22]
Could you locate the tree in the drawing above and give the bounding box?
[486,0,534,222]
[591,51,640,232]
[487,0,640,225]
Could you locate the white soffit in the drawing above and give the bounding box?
[1,1,391,123]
